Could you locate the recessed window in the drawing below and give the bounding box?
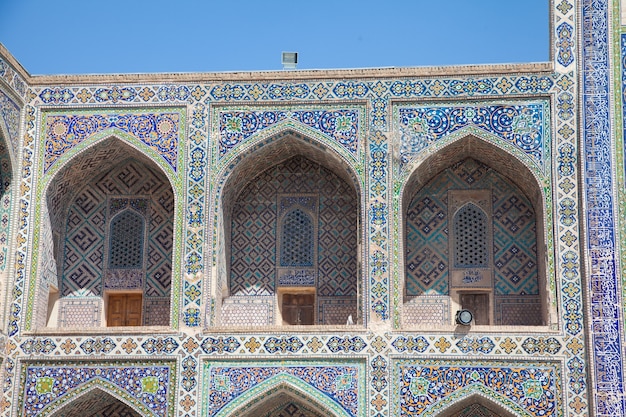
[280,208,314,267]
[109,210,145,269]
[454,203,488,268]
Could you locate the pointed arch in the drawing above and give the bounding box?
[214,373,352,417]
[211,126,364,327]
[41,380,153,417]
[428,387,531,417]
[400,132,552,328]
[31,135,178,330]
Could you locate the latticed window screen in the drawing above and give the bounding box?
[454,203,488,267]
[109,210,145,268]
[280,208,314,267]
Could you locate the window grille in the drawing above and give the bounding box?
[280,208,314,267]
[109,210,145,268]
[454,203,488,267]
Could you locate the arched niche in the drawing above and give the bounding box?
[401,134,551,329]
[432,393,523,417]
[215,130,363,327]
[37,136,175,329]
[43,385,148,417]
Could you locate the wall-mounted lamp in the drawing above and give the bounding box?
[456,309,473,326]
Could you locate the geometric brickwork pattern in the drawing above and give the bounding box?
[229,155,357,323]
[58,158,173,326]
[262,400,326,417]
[402,296,450,326]
[221,297,274,326]
[406,158,538,297]
[57,298,101,328]
[450,403,504,417]
[48,389,142,417]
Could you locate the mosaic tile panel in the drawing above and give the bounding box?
[218,106,364,158]
[582,0,626,415]
[0,88,21,159]
[202,361,365,417]
[20,362,176,417]
[393,359,561,417]
[396,101,550,173]
[229,156,357,303]
[43,110,183,172]
[405,158,538,299]
[220,296,274,326]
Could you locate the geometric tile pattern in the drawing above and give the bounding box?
[58,158,173,325]
[44,110,181,172]
[230,156,357,301]
[397,101,550,173]
[0,88,21,158]
[58,298,101,328]
[48,389,142,417]
[402,297,449,326]
[263,400,326,417]
[221,297,274,326]
[406,158,538,297]
[450,403,504,417]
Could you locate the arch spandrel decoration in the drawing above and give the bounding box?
[215,105,366,163]
[394,100,550,176]
[21,362,176,417]
[42,109,185,174]
[392,359,560,417]
[202,363,364,417]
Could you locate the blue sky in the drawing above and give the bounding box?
[0,0,549,75]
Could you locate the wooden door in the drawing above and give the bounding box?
[107,294,142,326]
[282,294,314,325]
[460,293,489,325]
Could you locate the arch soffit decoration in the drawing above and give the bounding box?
[42,128,179,191]
[427,386,533,417]
[215,120,364,205]
[43,135,175,226]
[0,86,21,171]
[399,131,547,216]
[40,379,155,417]
[214,373,351,417]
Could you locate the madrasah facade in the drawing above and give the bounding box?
[0,0,625,416]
